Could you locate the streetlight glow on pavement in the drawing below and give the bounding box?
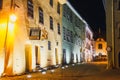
[27,74,32,78]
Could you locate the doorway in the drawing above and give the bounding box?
[35,46,40,69]
[55,48,58,65]
[62,49,66,65]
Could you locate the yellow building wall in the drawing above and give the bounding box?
[95,38,107,56]
[0,0,63,76]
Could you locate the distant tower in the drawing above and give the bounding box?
[99,27,101,34]
[94,27,107,61]
[98,27,102,38]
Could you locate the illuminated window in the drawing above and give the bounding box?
[39,7,44,24]
[50,16,53,30]
[48,41,51,50]
[57,2,60,14]
[0,0,3,10]
[27,0,34,18]
[50,0,53,7]
[98,44,102,49]
[57,23,60,34]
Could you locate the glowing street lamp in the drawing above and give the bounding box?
[5,13,17,42]
[8,14,17,31]
[3,13,17,75]
[9,14,17,22]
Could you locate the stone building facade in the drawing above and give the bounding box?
[95,38,107,56]
[0,0,63,76]
[103,0,120,68]
[83,25,93,62]
[94,38,107,61]
[62,1,87,64]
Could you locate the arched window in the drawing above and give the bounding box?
[27,0,34,18]
[39,7,44,24]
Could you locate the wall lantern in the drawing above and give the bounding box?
[106,46,112,52]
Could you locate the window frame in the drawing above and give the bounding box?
[57,2,60,14]
[39,7,44,24]
[49,0,53,7]
[27,0,34,18]
[50,16,53,30]
[48,41,51,50]
[57,23,60,35]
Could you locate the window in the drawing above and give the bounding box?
[63,27,66,40]
[50,0,53,7]
[66,30,70,42]
[39,7,44,24]
[50,16,53,30]
[57,2,60,14]
[57,23,60,34]
[70,31,73,43]
[27,0,34,18]
[48,41,51,50]
[0,0,3,10]
[98,44,102,49]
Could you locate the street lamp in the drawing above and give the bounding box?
[3,13,17,76]
[4,13,17,46]
[8,14,17,31]
[9,14,17,22]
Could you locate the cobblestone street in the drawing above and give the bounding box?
[0,62,120,80]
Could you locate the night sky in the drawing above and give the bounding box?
[68,0,106,40]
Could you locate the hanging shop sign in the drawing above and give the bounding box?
[29,27,41,40]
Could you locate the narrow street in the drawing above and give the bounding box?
[0,62,120,80]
